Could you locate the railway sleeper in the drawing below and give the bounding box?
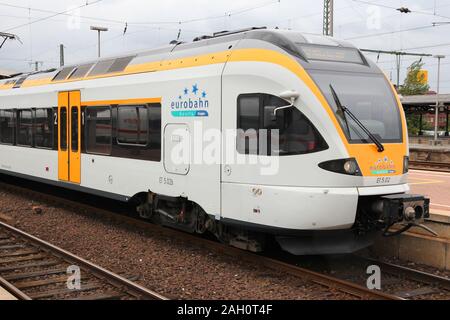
[14,274,90,290]
[27,282,104,300]
[0,259,59,272]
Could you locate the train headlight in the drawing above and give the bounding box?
[403,156,409,174]
[318,158,362,176]
[344,160,358,175]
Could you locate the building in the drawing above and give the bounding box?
[400,94,449,136]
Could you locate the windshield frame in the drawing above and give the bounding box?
[308,69,403,144]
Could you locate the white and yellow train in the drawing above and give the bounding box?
[0,28,429,254]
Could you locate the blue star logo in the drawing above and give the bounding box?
[184,88,189,95]
[178,95,182,100]
[202,91,207,98]
[192,84,199,95]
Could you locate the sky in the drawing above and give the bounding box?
[1,0,450,92]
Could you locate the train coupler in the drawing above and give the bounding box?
[373,194,437,237]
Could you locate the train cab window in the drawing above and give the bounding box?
[17,109,33,146]
[71,107,79,152]
[237,97,260,155]
[85,106,112,155]
[60,107,67,150]
[237,94,328,156]
[117,106,148,146]
[34,108,54,149]
[0,109,15,145]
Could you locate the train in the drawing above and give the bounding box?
[0,27,430,255]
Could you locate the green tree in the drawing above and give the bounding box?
[398,60,430,96]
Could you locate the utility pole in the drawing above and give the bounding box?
[90,26,108,58]
[360,49,432,87]
[433,55,445,143]
[59,44,65,67]
[323,0,334,37]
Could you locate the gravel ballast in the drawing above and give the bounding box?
[0,187,357,300]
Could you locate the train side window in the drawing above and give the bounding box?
[117,105,148,146]
[0,109,15,145]
[34,108,53,149]
[85,106,112,155]
[60,107,67,150]
[237,94,328,156]
[17,109,33,146]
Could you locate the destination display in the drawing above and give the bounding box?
[300,44,364,64]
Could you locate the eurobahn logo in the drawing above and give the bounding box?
[170,84,209,117]
[370,156,396,175]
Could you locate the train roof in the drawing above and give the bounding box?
[0,28,363,90]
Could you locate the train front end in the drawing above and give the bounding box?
[232,31,432,255]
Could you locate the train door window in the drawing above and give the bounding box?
[237,94,328,156]
[17,109,33,146]
[138,107,149,145]
[60,107,67,150]
[117,105,148,146]
[85,106,112,155]
[34,108,54,149]
[71,107,79,152]
[0,110,15,145]
[148,103,162,161]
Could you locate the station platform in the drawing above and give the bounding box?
[373,169,450,270]
[0,286,17,300]
[410,144,450,162]
[409,169,450,213]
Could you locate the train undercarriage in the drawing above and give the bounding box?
[134,191,432,255]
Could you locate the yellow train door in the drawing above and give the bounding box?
[58,91,81,184]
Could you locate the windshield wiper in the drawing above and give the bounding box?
[329,84,385,153]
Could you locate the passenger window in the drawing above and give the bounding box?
[17,109,33,146]
[60,107,67,150]
[117,105,148,146]
[85,106,112,155]
[237,94,328,156]
[71,107,79,151]
[0,109,15,145]
[34,108,53,149]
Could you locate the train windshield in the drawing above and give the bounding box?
[309,70,402,143]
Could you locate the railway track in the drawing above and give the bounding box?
[0,178,400,300]
[410,160,450,172]
[363,258,450,299]
[291,254,450,300]
[0,221,167,300]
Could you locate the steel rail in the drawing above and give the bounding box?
[410,160,450,172]
[364,257,450,292]
[0,220,167,300]
[0,275,31,300]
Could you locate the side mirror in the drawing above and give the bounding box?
[263,106,277,128]
[279,90,300,106]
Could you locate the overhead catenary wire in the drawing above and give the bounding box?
[351,0,450,20]
[345,24,442,41]
[0,0,281,28]
[2,0,103,32]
